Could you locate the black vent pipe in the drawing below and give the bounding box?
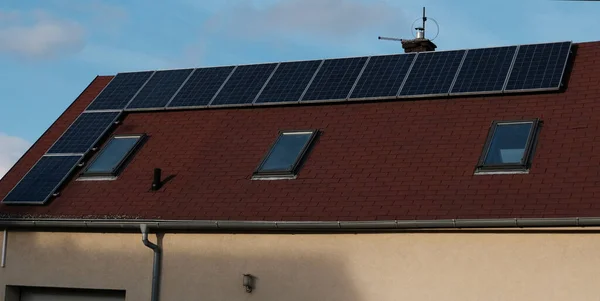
[152,168,162,191]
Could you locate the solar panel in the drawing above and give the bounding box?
[504,42,571,92]
[126,69,193,109]
[2,155,82,204]
[210,63,278,106]
[301,57,368,102]
[450,46,517,95]
[349,54,416,99]
[398,50,466,97]
[47,112,120,154]
[167,66,235,108]
[86,71,153,111]
[254,60,322,104]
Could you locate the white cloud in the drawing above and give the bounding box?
[0,133,30,180]
[0,10,85,59]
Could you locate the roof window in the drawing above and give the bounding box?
[254,130,318,178]
[476,120,541,173]
[82,134,145,178]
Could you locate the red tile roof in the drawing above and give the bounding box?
[1,42,600,221]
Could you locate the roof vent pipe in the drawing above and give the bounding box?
[152,168,162,191]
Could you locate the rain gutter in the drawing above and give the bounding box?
[0,217,599,232]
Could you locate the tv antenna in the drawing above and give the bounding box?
[378,7,439,43]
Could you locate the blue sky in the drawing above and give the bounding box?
[0,0,599,176]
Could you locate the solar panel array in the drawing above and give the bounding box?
[83,41,571,112]
[2,41,572,205]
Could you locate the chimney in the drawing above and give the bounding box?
[401,7,437,53]
[401,38,437,53]
[377,7,438,53]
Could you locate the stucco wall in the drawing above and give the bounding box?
[0,230,598,301]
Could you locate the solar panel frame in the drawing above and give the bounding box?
[83,76,116,112]
[164,69,196,108]
[398,49,467,98]
[166,66,237,109]
[298,60,325,102]
[209,63,278,107]
[448,46,518,96]
[125,68,194,111]
[300,56,369,103]
[349,54,417,101]
[252,63,281,104]
[2,154,83,205]
[503,41,572,93]
[253,60,324,106]
[85,71,155,111]
[46,111,121,154]
[502,45,520,91]
[346,56,371,100]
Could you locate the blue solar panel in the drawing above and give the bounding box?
[349,54,416,99]
[211,63,277,106]
[450,46,517,95]
[301,57,368,102]
[126,69,193,109]
[167,66,235,108]
[47,112,120,154]
[399,50,465,97]
[2,155,82,204]
[504,42,571,92]
[86,71,153,111]
[254,60,322,104]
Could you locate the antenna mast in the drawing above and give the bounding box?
[423,7,427,38]
[415,7,426,39]
[377,7,438,53]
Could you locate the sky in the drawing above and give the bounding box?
[0,0,599,178]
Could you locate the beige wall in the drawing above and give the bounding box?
[0,230,599,301]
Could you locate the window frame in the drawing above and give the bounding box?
[253,129,319,178]
[476,119,541,172]
[81,134,146,178]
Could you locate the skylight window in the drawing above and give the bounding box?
[82,135,145,177]
[477,120,541,172]
[254,130,318,178]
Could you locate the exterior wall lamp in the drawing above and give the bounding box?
[243,274,255,293]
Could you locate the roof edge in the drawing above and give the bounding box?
[0,217,599,232]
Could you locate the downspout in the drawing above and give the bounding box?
[140,224,161,301]
[1,229,7,268]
